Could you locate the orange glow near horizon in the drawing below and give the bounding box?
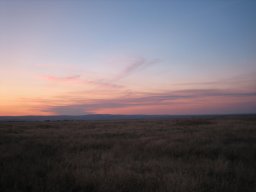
[1,89,255,116]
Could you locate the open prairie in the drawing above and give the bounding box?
[0,115,256,192]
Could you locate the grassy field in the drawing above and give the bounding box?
[0,115,256,192]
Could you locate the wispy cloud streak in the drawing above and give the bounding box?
[114,57,160,81]
[42,74,123,89]
[43,75,81,83]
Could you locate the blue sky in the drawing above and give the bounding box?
[0,0,255,115]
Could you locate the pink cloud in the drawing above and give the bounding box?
[42,74,123,90]
[88,79,124,89]
[43,75,81,83]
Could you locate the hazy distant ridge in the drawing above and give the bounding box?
[0,114,254,122]
[0,114,174,122]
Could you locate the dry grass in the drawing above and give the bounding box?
[0,116,256,192]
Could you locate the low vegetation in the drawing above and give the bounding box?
[0,115,256,192]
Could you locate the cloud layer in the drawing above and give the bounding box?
[39,88,256,115]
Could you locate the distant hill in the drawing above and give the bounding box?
[0,114,173,122]
[0,114,255,122]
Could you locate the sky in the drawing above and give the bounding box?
[0,0,256,116]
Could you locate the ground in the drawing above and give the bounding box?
[0,115,256,192]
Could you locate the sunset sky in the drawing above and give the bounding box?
[0,0,256,116]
